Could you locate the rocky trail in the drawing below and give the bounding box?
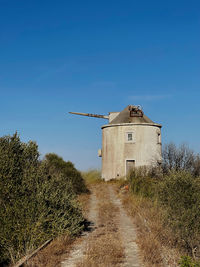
[61,183,143,267]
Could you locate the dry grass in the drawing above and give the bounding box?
[120,192,180,267]
[24,235,74,267]
[77,184,125,267]
[82,170,102,185]
[77,233,124,267]
[78,192,91,217]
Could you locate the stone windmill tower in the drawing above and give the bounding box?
[70,105,162,181]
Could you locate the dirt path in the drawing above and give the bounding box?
[109,185,142,267]
[61,190,98,267]
[61,184,143,267]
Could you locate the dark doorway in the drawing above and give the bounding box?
[126,160,135,175]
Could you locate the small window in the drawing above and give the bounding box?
[128,133,133,141]
[126,132,135,143]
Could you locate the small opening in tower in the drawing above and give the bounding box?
[126,132,135,142]
[128,133,133,141]
[157,133,161,144]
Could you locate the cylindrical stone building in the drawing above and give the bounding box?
[100,105,162,181]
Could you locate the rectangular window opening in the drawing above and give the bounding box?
[128,133,133,141]
[126,132,135,143]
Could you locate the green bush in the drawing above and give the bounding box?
[128,165,200,257]
[158,171,200,255]
[128,167,158,198]
[44,153,88,194]
[179,256,200,267]
[0,133,85,265]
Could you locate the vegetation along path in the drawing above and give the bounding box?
[62,183,143,267]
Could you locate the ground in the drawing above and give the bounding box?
[25,181,181,267]
[61,183,143,267]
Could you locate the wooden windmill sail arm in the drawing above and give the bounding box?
[69,112,109,119]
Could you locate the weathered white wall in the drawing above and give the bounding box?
[101,123,162,181]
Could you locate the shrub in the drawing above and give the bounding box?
[44,153,88,194]
[128,164,200,258]
[158,171,200,255]
[128,167,160,198]
[179,256,200,267]
[0,133,85,265]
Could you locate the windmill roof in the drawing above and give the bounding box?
[109,105,154,124]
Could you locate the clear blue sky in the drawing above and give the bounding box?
[0,0,199,170]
